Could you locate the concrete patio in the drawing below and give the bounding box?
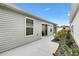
[0,35,59,56]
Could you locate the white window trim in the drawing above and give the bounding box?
[25,17,34,37]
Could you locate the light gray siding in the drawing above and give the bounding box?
[0,6,55,53]
[70,10,79,47]
[0,7,42,53]
[47,24,54,36]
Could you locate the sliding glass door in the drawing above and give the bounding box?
[42,24,47,36]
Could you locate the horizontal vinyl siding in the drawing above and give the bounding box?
[71,10,79,47]
[48,24,54,36]
[0,7,41,53]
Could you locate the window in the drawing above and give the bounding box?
[50,28,52,32]
[42,24,47,36]
[26,18,33,35]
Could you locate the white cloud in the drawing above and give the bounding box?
[64,11,70,17]
[44,8,51,11]
[67,12,70,16]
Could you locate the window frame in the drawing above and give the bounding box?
[25,17,34,37]
[50,27,52,32]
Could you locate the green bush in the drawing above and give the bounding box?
[55,29,67,41]
[53,27,79,56]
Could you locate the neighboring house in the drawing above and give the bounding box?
[57,25,69,32]
[0,4,57,53]
[70,3,79,47]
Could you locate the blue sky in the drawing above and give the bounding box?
[15,3,71,26]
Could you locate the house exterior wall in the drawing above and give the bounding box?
[47,24,54,36]
[0,7,42,53]
[57,27,62,32]
[70,3,79,22]
[70,10,79,47]
[0,6,55,53]
[41,21,54,36]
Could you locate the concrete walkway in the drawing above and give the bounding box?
[0,35,59,56]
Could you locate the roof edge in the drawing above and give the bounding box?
[70,3,79,23]
[0,3,57,25]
